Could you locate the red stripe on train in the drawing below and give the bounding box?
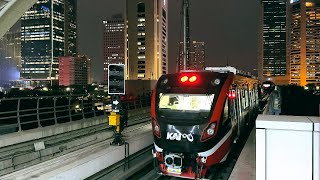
[206,133,233,166]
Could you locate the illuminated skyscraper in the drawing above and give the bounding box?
[103,14,125,83]
[258,0,287,83]
[21,0,77,83]
[59,56,91,87]
[125,0,168,80]
[0,30,21,71]
[177,41,205,71]
[288,0,320,86]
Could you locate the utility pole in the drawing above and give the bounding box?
[183,0,190,70]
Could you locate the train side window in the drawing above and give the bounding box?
[242,90,246,110]
[245,89,249,109]
[249,91,251,104]
[237,90,242,115]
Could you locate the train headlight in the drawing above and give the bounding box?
[152,118,161,138]
[201,122,217,142]
[207,128,214,135]
[207,123,216,135]
[154,123,160,132]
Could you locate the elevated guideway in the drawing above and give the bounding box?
[1,123,153,180]
[0,94,152,177]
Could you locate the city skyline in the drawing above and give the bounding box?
[1,0,260,84]
[77,0,259,81]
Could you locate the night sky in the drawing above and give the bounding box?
[78,0,260,82]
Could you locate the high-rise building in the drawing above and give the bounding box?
[191,41,205,70]
[288,0,320,86]
[103,14,125,83]
[125,0,168,80]
[258,0,288,83]
[0,30,21,71]
[177,41,205,71]
[177,42,185,72]
[58,56,91,87]
[21,0,77,84]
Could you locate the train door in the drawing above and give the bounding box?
[234,86,242,141]
[220,98,232,133]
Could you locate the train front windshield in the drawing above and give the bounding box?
[159,93,214,112]
[158,93,215,121]
[155,72,229,123]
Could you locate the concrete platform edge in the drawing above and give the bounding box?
[1,125,153,180]
[0,116,107,148]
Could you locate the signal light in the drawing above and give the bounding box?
[180,75,198,83]
[189,76,197,82]
[201,122,217,141]
[228,90,236,99]
[181,76,189,82]
[152,118,161,138]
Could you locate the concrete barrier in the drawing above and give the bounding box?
[1,124,153,180]
[0,108,150,148]
[0,116,108,148]
[256,115,320,180]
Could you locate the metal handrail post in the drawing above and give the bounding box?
[37,98,41,127]
[53,97,57,124]
[17,99,22,132]
[140,98,142,108]
[68,96,72,122]
[103,98,106,116]
[81,98,85,119]
[92,97,96,117]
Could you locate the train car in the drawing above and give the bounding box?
[151,66,259,179]
[261,81,275,95]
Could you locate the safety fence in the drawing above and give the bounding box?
[0,94,151,135]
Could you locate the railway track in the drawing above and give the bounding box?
[115,119,256,180]
[0,111,151,176]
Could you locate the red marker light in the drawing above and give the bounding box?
[228,90,236,99]
[181,76,189,82]
[189,76,197,82]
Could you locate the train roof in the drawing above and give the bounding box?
[179,66,257,79]
[204,66,237,74]
[204,66,257,79]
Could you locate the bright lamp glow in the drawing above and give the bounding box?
[181,76,188,82]
[189,76,197,82]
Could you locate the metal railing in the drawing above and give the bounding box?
[0,94,151,135]
[263,86,281,115]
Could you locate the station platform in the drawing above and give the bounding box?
[229,128,255,180]
[1,123,153,180]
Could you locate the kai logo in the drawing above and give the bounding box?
[166,132,194,142]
